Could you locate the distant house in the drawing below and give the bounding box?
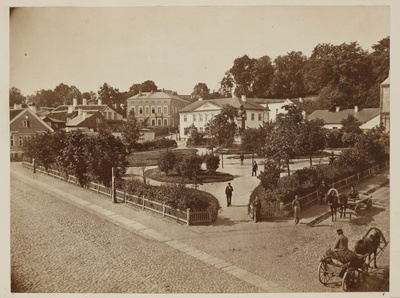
[46,98,124,131]
[178,96,268,140]
[65,110,106,132]
[308,106,380,130]
[380,73,390,132]
[10,108,54,160]
[253,97,315,122]
[126,91,191,129]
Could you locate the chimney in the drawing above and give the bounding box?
[78,108,82,115]
[83,98,87,106]
[68,106,74,113]
[198,97,203,101]
[82,111,87,120]
[336,106,340,112]
[98,99,102,106]
[28,103,36,113]
[73,98,78,106]
[139,91,142,96]
[241,95,246,102]
[299,97,304,103]
[354,105,359,113]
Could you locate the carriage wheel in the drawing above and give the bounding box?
[342,269,356,291]
[318,259,334,285]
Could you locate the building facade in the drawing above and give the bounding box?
[380,74,390,132]
[126,91,190,129]
[10,108,54,160]
[178,96,268,140]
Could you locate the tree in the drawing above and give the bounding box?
[191,83,210,100]
[298,119,326,165]
[120,109,141,153]
[158,151,178,176]
[97,83,122,107]
[240,127,268,159]
[205,104,238,148]
[258,159,281,190]
[260,105,304,175]
[270,51,308,98]
[185,124,206,146]
[140,80,158,92]
[229,55,257,97]
[86,130,127,186]
[340,114,363,147]
[54,83,82,105]
[203,153,220,174]
[175,153,202,182]
[252,56,275,98]
[218,71,234,97]
[31,89,59,107]
[9,87,26,107]
[57,130,90,186]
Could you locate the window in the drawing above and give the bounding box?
[157,106,162,114]
[22,120,30,128]
[183,115,187,122]
[152,107,155,114]
[193,114,197,121]
[139,107,143,115]
[164,106,168,114]
[152,119,156,126]
[164,119,168,126]
[24,135,31,145]
[199,114,203,121]
[130,107,135,115]
[145,107,149,115]
[158,119,162,126]
[251,113,255,121]
[258,113,262,121]
[10,135,14,147]
[18,136,23,146]
[96,118,102,123]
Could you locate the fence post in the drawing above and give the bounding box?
[33,158,36,174]
[142,196,145,210]
[124,189,126,204]
[187,208,190,226]
[163,203,165,217]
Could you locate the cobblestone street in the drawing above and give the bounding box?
[10,163,390,293]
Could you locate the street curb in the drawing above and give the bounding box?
[306,178,389,227]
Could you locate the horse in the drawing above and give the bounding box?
[354,231,381,268]
[338,193,348,218]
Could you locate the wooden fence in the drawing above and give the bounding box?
[281,161,389,213]
[22,162,216,225]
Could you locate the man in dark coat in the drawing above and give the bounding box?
[252,161,258,176]
[318,180,329,205]
[253,196,262,223]
[225,182,233,207]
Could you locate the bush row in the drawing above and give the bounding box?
[134,138,177,151]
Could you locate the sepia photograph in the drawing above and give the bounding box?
[2,1,399,297]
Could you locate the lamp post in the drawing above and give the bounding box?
[111,167,120,203]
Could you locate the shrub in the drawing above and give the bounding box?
[175,153,202,181]
[258,159,280,190]
[326,130,343,148]
[158,151,178,175]
[203,153,220,174]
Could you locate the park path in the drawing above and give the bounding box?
[126,146,331,223]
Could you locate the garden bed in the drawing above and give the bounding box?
[145,168,233,184]
[127,148,198,167]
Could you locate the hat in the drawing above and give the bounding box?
[337,229,343,233]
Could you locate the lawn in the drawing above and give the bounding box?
[127,148,198,167]
[145,168,234,184]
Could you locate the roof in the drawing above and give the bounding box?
[9,108,54,131]
[10,108,25,121]
[52,104,108,112]
[179,97,267,113]
[66,113,98,126]
[289,99,315,115]
[127,91,190,104]
[308,108,380,124]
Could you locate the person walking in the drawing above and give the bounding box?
[318,180,329,205]
[252,196,262,223]
[225,182,233,207]
[252,161,258,176]
[292,195,301,224]
[240,153,244,165]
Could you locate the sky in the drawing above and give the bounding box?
[9,5,390,97]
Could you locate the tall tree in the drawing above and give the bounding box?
[191,83,210,100]
[298,119,326,165]
[31,89,59,107]
[205,105,238,148]
[140,80,158,92]
[120,109,141,153]
[252,55,275,98]
[97,83,122,107]
[270,51,308,98]
[9,87,26,107]
[54,83,82,105]
[229,55,257,97]
[219,71,234,97]
[340,114,363,147]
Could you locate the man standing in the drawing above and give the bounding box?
[252,161,258,176]
[225,182,233,207]
[240,153,244,165]
[318,180,329,205]
[252,196,262,223]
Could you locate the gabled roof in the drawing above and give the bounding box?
[66,112,100,127]
[308,108,380,124]
[127,91,190,104]
[179,97,267,113]
[289,99,315,115]
[10,108,54,131]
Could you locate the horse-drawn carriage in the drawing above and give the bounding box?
[326,188,373,220]
[318,227,388,291]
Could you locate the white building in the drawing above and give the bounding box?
[178,96,268,140]
[308,106,380,130]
